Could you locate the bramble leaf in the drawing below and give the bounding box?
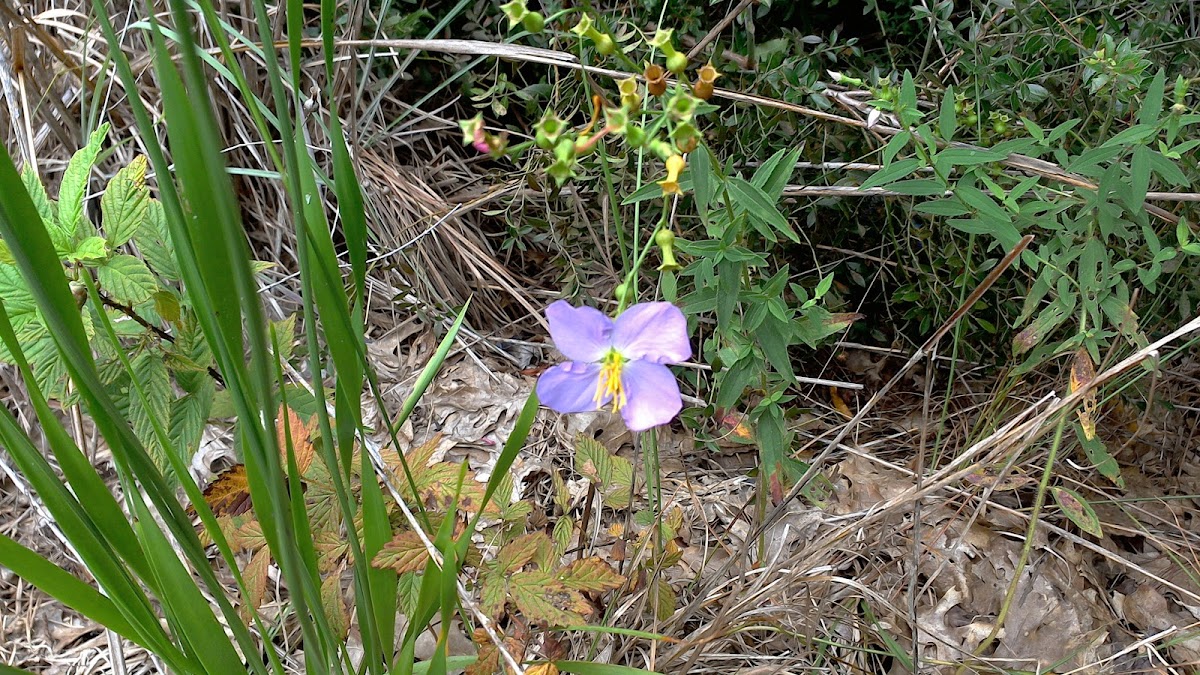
[58,124,110,240]
[101,155,150,247]
[97,254,157,305]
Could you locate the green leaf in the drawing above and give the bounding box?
[726,177,798,242]
[68,236,110,263]
[1138,70,1166,127]
[0,264,35,317]
[1129,145,1151,208]
[751,146,801,201]
[914,199,971,217]
[887,179,945,196]
[101,155,150,247]
[882,131,911,165]
[757,315,795,383]
[860,158,922,190]
[169,380,213,459]
[1051,486,1103,538]
[97,254,157,305]
[20,168,62,253]
[58,124,110,240]
[134,200,178,281]
[125,352,172,467]
[939,86,956,140]
[691,145,715,224]
[1074,424,1123,488]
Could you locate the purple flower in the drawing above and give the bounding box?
[536,300,692,431]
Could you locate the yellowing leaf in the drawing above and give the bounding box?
[650,577,676,621]
[1052,486,1103,538]
[321,572,349,639]
[526,664,559,675]
[496,531,551,575]
[829,386,853,419]
[508,571,590,627]
[556,557,624,593]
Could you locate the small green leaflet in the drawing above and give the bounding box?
[101,155,150,247]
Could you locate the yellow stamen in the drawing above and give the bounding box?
[595,350,627,412]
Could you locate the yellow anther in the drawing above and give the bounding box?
[594,350,627,412]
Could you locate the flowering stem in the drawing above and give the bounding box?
[616,209,671,313]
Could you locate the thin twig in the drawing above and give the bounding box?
[685,0,757,62]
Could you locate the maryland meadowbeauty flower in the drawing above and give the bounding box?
[536,300,691,431]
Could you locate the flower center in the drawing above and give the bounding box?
[594,350,627,412]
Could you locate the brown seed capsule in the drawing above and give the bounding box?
[693,62,720,101]
[645,63,668,97]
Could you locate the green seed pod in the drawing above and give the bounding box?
[522,11,545,33]
[666,52,688,75]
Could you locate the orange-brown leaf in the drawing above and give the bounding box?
[276,404,315,476]
[508,570,590,627]
[496,532,552,575]
[372,531,431,574]
[240,546,271,624]
[321,572,349,639]
[199,465,253,517]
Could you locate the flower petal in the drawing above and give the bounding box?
[618,360,683,431]
[546,300,613,362]
[611,302,691,364]
[537,362,604,414]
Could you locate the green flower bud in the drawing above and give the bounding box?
[625,124,647,148]
[666,51,688,75]
[614,282,635,305]
[522,11,545,33]
[648,138,675,161]
[605,107,629,134]
[595,34,616,55]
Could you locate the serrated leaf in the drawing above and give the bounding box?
[556,558,624,593]
[97,254,157,305]
[21,168,64,253]
[169,380,213,459]
[650,577,676,621]
[575,435,614,487]
[497,531,552,575]
[68,236,109,263]
[240,546,271,624]
[1051,487,1103,537]
[58,124,110,240]
[479,568,508,619]
[153,290,181,324]
[509,571,589,627]
[195,465,253,518]
[373,531,431,574]
[271,313,297,366]
[0,264,35,318]
[126,352,172,465]
[135,199,178,281]
[553,517,574,555]
[101,155,149,247]
[276,404,315,476]
[321,572,349,639]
